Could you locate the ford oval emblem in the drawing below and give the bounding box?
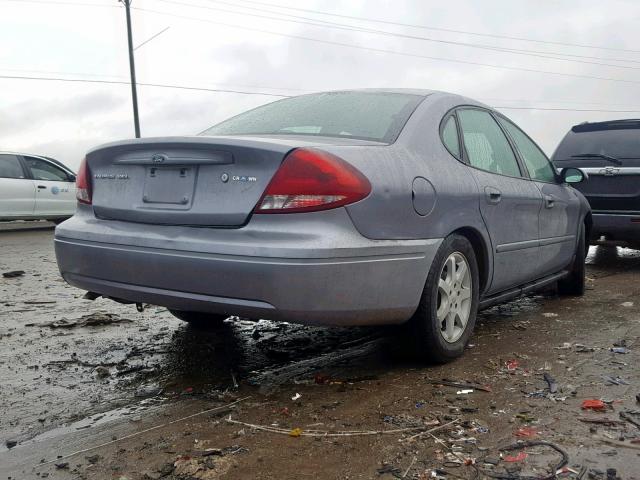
[151,154,167,164]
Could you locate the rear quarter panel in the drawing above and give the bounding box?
[334,93,494,291]
[339,93,488,241]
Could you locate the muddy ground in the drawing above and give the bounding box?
[1,224,639,479]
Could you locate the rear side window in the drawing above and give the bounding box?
[24,157,70,182]
[553,123,640,161]
[458,109,521,177]
[498,117,556,183]
[200,91,425,143]
[0,154,25,179]
[441,116,461,159]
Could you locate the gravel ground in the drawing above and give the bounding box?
[1,226,639,479]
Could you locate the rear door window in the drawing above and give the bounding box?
[24,157,70,182]
[458,109,521,177]
[498,116,557,183]
[0,154,26,179]
[441,115,461,159]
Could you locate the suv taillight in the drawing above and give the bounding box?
[254,148,371,213]
[76,157,92,204]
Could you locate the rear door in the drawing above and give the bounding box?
[0,154,35,218]
[457,108,543,294]
[497,116,580,277]
[22,156,76,216]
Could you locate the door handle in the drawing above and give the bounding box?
[484,186,502,205]
[37,185,47,189]
[544,195,555,209]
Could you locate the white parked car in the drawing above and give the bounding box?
[0,152,77,224]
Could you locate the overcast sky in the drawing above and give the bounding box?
[1,0,639,170]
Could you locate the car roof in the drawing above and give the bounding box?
[314,88,489,109]
[0,151,75,174]
[571,119,640,132]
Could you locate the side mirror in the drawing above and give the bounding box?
[560,167,587,184]
[68,174,77,183]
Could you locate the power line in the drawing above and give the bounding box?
[1,0,117,8]
[130,5,640,86]
[134,26,170,51]
[0,66,309,92]
[149,0,640,70]
[494,106,640,113]
[3,73,640,113]
[0,74,291,97]
[230,0,640,55]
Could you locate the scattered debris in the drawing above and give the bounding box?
[578,417,625,426]
[582,399,606,411]
[428,379,492,392]
[504,451,528,462]
[515,427,538,438]
[620,411,640,429]
[610,347,629,354]
[291,393,301,401]
[2,270,25,278]
[227,417,452,438]
[603,375,629,386]
[94,366,110,379]
[505,359,519,371]
[456,389,474,395]
[543,372,558,393]
[40,313,133,329]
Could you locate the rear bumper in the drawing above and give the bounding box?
[54,207,441,326]
[592,213,640,242]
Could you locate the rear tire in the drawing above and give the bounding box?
[169,310,229,328]
[405,234,480,363]
[558,223,586,296]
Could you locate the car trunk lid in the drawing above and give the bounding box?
[86,135,381,226]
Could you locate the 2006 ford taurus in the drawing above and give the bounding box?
[55,89,591,362]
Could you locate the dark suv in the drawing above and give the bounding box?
[552,119,640,249]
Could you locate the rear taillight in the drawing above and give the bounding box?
[76,157,92,204]
[255,148,371,214]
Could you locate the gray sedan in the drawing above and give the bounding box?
[54,89,590,362]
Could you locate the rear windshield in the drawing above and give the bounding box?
[553,123,640,160]
[200,91,425,143]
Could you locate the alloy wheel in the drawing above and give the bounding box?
[436,251,472,343]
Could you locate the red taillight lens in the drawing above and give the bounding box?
[76,157,92,204]
[255,148,371,214]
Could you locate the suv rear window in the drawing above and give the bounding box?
[553,121,640,160]
[200,91,425,143]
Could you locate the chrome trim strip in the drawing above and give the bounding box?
[581,167,640,176]
[496,235,575,253]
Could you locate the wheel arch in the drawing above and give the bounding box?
[451,226,491,295]
[584,212,593,244]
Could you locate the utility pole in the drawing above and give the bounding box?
[121,0,141,138]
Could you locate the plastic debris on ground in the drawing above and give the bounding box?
[582,399,607,411]
[515,427,538,438]
[503,451,528,462]
[505,359,519,371]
